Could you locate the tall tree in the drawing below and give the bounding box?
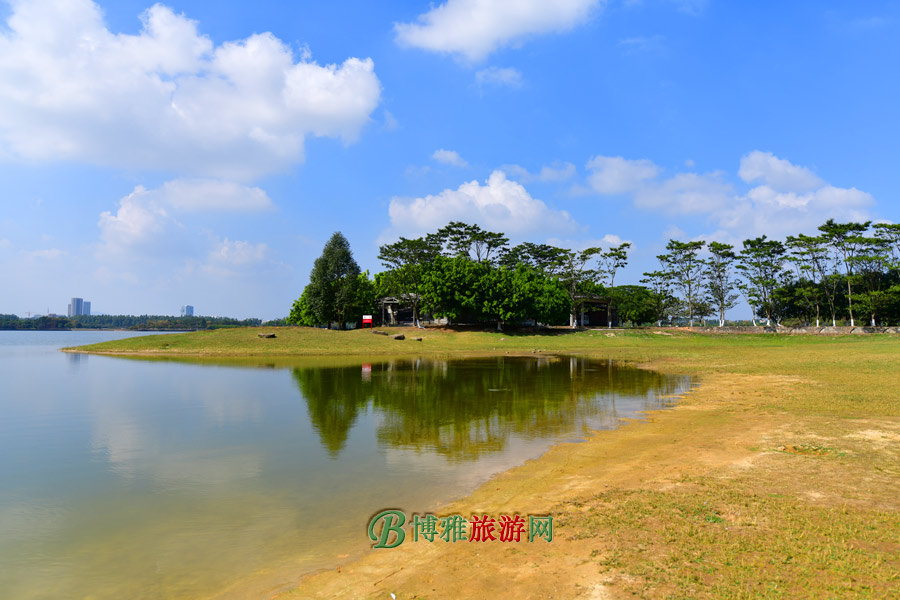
[659,240,706,326]
[874,223,900,267]
[640,269,678,326]
[786,233,834,326]
[558,246,602,327]
[598,242,631,328]
[736,236,787,326]
[850,235,892,326]
[818,219,871,326]
[305,232,361,329]
[420,255,484,324]
[378,236,441,328]
[288,286,317,326]
[704,241,739,327]
[501,242,566,274]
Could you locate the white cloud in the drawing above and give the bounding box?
[717,184,873,239]
[634,172,733,214]
[0,238,11,249]
[0,0,381,179]
[545,234,630,251]
[207,238,268,266]
[388,170,577,235]
[98,187,179,252]
[432,149,469,167]
[719,152,873,238]
[475,66,523,88]
[96,178,272,254]
[586,155,661,194]
[503,161,576,183]
[394,0,601,61]
[152,179,274,212]
[585,150,874,240]
[738,150,823,193]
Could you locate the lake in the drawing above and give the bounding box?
[0,331,694,599]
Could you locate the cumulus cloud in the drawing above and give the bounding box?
[96,179,271,256]
[634,172,733,214]
[587,151,875,240]
[432,149,469,167]
[738,150,824,193]
[98,188,179,253]
[394,0,600,61]
[717,153,873,238]
[503,161,576,183]
[151,179,274,212]
[0,0,381,179]
[475,66,523,88]
[586,155,661,194]
[388,170,576,235]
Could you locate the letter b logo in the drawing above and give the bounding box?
[368,509,406,548]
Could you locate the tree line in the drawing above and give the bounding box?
[0,314,272,330]
[289,219,900,329]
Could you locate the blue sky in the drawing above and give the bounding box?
[1,0,898,319]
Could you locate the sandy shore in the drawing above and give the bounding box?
[248,362,899,599]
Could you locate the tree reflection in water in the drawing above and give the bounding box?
[293,356,691,460]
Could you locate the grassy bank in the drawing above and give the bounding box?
[71,327,900,598]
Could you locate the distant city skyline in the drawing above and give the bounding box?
[67,298,90,317]
[1,0,898,320]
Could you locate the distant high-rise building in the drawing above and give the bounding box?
[83,301,91,316]
[181,305,194,317]
[68,297,84,317]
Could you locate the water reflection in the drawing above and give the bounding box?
[294,356,690,461]
[1,333,695,600]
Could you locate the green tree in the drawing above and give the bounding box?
[432,221,508,263]
[420,255,484,323]
[558,247,602,327]
[818,219,871,326]
[598,242,631,328]
[786,233,834,327]
[658,240,706,326]
[850,236,892,326]
[287,286,318,326]
[378,236,441,327]
[613,285,656,326]
[736,236,787,326]
[704,242,739,327]
[305,232,361,329]
[500,242,567,274]
[640,270,678,326]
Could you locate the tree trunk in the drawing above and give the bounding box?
[847,280,855,326]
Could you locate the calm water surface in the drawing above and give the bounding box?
[0,331,694,599]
